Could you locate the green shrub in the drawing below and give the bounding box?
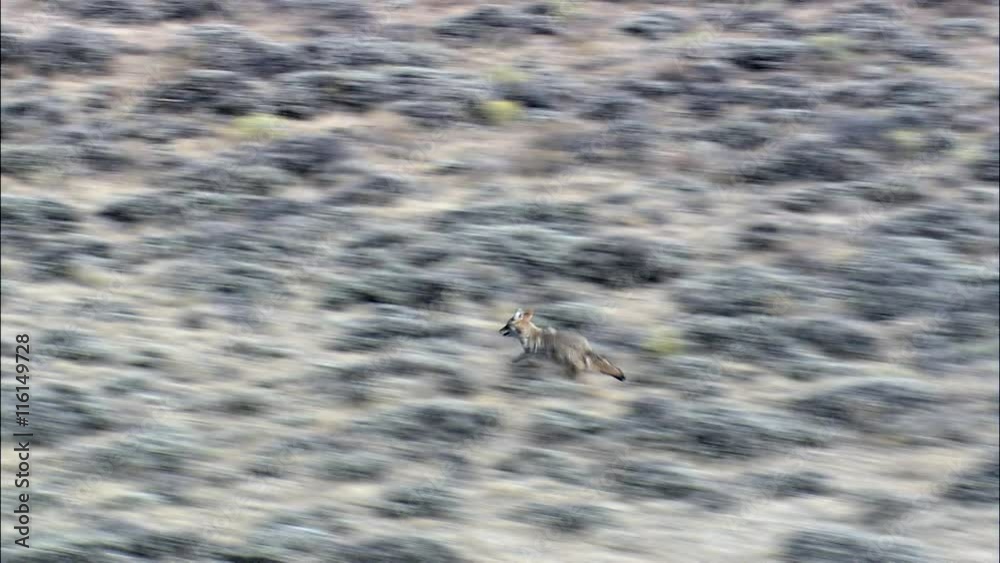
[487,65,528,86]
[807,34,856,61]
[477,99,523,126]
[642,329,684,356]
[227,114,289,143]
[886,129,925,155]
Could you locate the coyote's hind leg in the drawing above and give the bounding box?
[563,363,581,380]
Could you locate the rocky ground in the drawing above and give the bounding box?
[1,1,998,562]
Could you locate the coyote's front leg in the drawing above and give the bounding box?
[511,351,532,364]
[563,363,580,380]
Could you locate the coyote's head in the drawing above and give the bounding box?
[499,308,534,337]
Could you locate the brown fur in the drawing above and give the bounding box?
[500,308,625,382]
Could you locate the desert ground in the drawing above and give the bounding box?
[1,1,998,562]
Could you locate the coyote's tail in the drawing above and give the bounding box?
[587,351,625,381]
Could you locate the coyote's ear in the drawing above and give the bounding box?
[513,308,524,320]
[522,308,534,320]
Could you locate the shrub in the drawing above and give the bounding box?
[226,114,290,143]
[477,99,523,125]
[642,329,685,356]
[807,33,857,61]
[25,25,119,75]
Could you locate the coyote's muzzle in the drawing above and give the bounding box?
[499,320,514,336]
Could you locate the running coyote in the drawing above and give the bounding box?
[499,308,625,381]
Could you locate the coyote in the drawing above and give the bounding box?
[499,308,625,382]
